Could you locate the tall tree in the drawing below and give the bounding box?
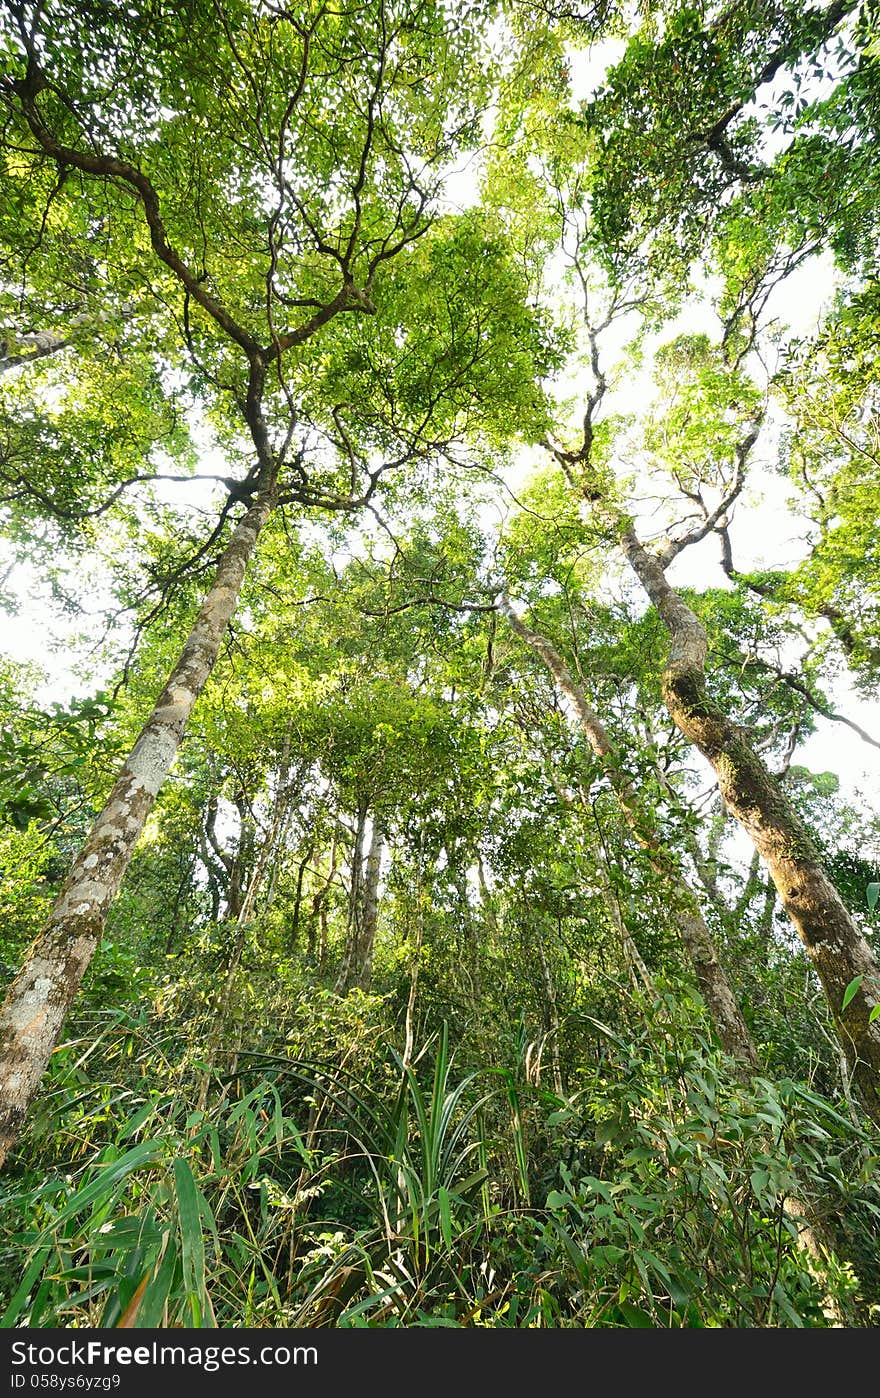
[0,0,556,1164]
[478,0,880,1117]
[499,594,760,1070]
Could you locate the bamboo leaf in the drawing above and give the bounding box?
[438,1185,453,1250]
[115,1273,150,1328]
[172,1157,212,1329]
[1,1246,52,1327]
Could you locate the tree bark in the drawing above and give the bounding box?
[332,810,377,995]
[289,848,312,954]
[198,726,294,1091]
[223,797,255,921]
[617,522,880,1123]
[308,833,338,965]
[0,491,274,1167]
[500,596,760,1072]
[357,817,385,992]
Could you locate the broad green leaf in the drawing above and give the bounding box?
[842,976,863,1012]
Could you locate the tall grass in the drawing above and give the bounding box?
[2,1001,877,1327]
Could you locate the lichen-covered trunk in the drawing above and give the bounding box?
[0,493,273,1167]
[500,596,759,1072]
[619,523,880,1123]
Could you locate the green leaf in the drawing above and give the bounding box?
[46,1142,161,1225]
[0,1244,52,1327]
[842,975,863,1011]
[173,1157,212,1329]
[594,1119,620,1143]
[617,1301,655,1327]
[136,1236,179,1330]
[438,1186,453,1250]
[867,882,880,912]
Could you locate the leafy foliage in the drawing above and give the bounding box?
[2,0,880,1333]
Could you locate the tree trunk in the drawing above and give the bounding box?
[198,800,226,922]
[475,854,497,935]
[500,596,760,1072]
[195,727,295,1111]
[289,848,312,954]
[335,802,368,995]
[308,833,338,964]
[223,798,255,920]
[0,491,274,1167]
[336,812,385,994]
[357,817,385,992]
[164,853,196,955]
[617,523,880,1124]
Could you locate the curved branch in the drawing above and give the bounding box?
[657,420,761,567]
[0,80,262,359]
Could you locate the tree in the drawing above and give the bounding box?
[479,0,880,1118]
[0,0,555,1164]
